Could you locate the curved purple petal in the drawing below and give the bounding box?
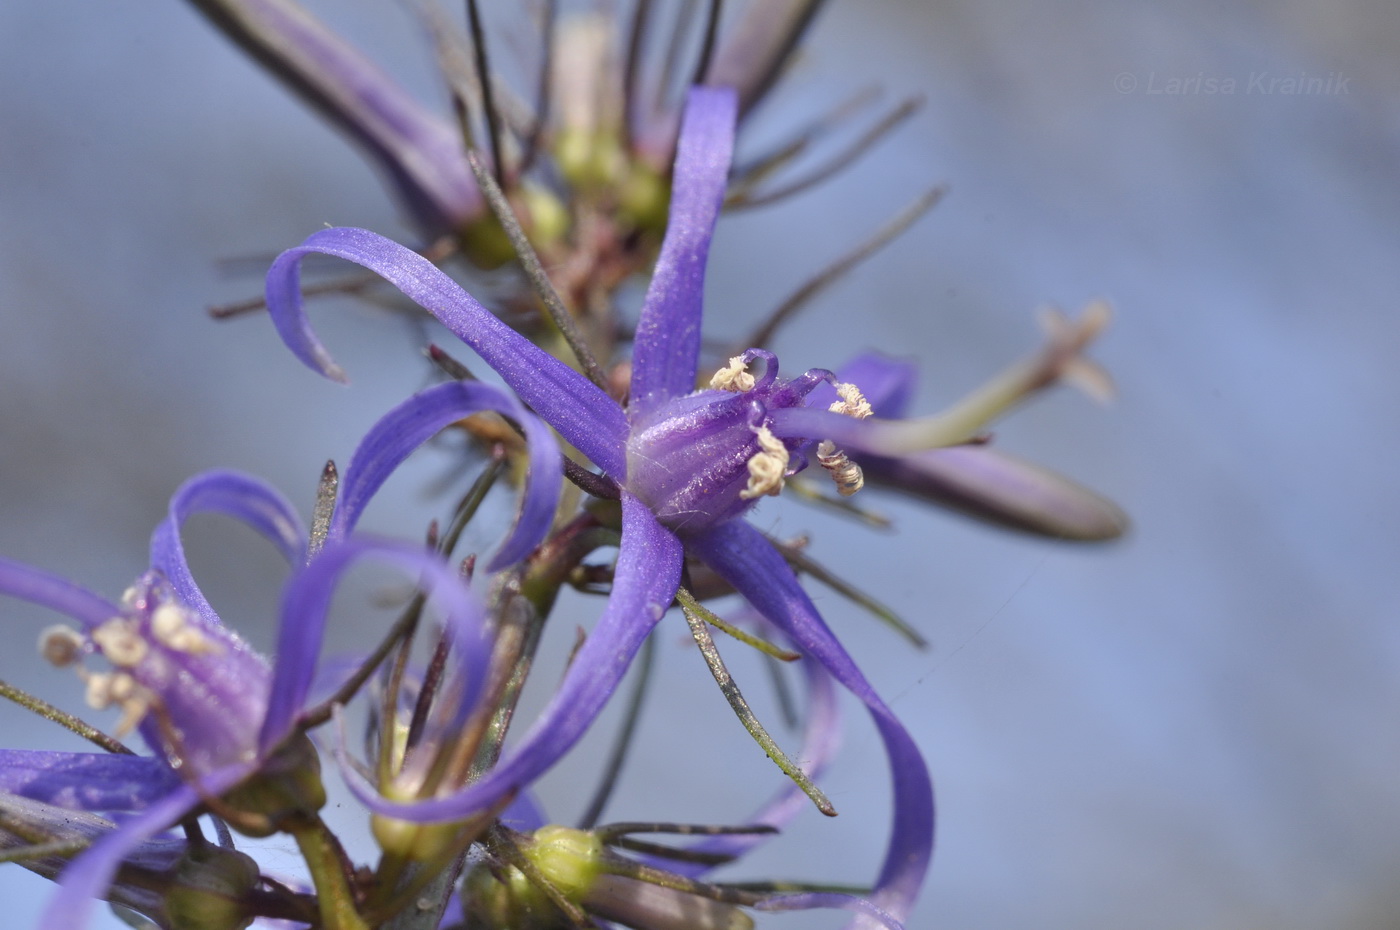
[688,521,932,928]
[0,557,118,630]
[629,87,738,419]
[259,537,488,753]
[753,892,904,929]
[264,227,630,478]
[41,764,250,929]
[332,381,562,571]
[149,470,308,627]
[0,751,180,812]
[338,493,684,821]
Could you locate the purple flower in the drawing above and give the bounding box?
[0,381,559,926]
[265,86,932,925]
[812,352,1129,540]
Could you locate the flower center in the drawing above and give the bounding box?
[624,351,870,533]
[39,572,270,774]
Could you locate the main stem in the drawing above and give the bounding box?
[291,816,369,930]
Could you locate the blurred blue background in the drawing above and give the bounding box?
[2,1,1398,927]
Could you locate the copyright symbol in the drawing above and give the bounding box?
[1113,72,1137,94]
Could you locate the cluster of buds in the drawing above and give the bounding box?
[0,2,1126,929]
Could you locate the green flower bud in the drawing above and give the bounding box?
[221,734,326,837]
[458,184,571,270]
[164,845,262,930]
[460,826,753,930]
[370,812,462,862]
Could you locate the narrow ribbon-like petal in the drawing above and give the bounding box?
[265,227,630,478]
[186,0,482,235]
[332,381,563,571]
[629,87,738,418]
[0,557,120,631]
[41,765,251,929]
[338,493,684,822]
[149,469,308,627]
[689,520,932,928]
[259,537,488,753]
[0,751,180,813]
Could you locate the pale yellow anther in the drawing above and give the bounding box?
[151,604,186,640]
[151,604,218,655]
[816,440,865,497]
[828,382,873,420]
[84,671,129,710]
[740,425,789,499]
[91,618,148,668]
[709,356,756,393]
[39,625,86,667]
[84,672,111,710]
[814,380,870,496]
[84,671,151,735]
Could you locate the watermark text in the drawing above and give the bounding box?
[1113,71,1350,96]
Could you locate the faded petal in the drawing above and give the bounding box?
[188,0,482,235]
[688,520,932,929]
[807,353,1127,539]
[332,381,563,571]
[629,87,738,419]
[860,444,1129,540]
[705,1,828,118]
[265,226,630,479]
